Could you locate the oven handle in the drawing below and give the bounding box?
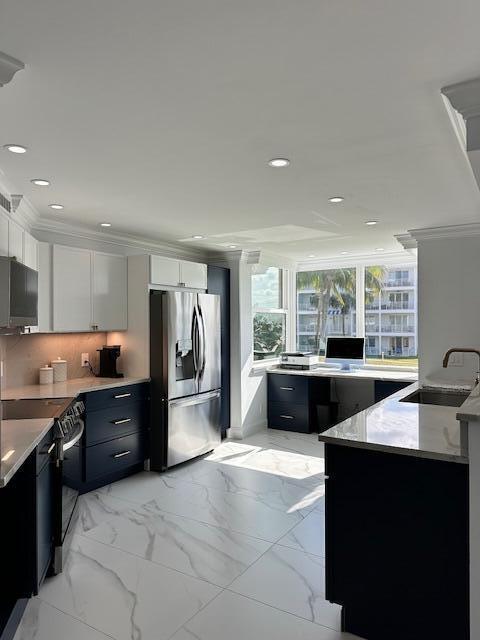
[62,418,85,453]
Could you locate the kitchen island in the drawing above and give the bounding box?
[319,382,470,640]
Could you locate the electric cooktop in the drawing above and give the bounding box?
[0,398,74,421]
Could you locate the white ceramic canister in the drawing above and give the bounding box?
[39,365,54,385]
[51,357,67,382]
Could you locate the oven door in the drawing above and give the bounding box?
[53,418,84,574]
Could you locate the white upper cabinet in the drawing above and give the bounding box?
[53,245,93,332]
[92,252,127,331]
[180,260,207,289]
[150,255,181,287]
[51,245,127,332]
[0,210,8,256]
[150,255,207,289]
[8,220,24,262]
[23,231,38,270]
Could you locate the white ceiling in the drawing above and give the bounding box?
[1,0,480,260]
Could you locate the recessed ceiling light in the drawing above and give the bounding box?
[328,196,344,203]
[100,222,111,227]
[365,220,378,226]
[228,244,237,249]
[268,158,290,168]
[192,235,204,239]
[340,251,349,255]
[31,179,50,186]
[49,203,64,210]
[4,144,27,154]
[308,254,316,258]
[375,247,385,252]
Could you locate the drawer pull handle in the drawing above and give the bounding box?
[112,418,132,425]
[280,415,294,419]
[113,450,131,459]
[280,387,294,391]
[114,393,131,399]
[47,443,56,454]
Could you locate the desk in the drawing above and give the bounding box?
[267,366,417,433]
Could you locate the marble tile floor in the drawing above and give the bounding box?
[14,428,361,640]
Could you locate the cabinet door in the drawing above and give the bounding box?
[53,245,92,331]
[92,252,127,330]
[0,210,8,256]
[24,231,39,270]
[36,460,54,589]
[150,255,180,286]
[8,219,24,262]
[180,261,207,289]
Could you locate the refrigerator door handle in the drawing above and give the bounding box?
[169,390,221,408]
[192,307,199,380]
[197,305,206,379]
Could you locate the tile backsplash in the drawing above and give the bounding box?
[0,332,108,388]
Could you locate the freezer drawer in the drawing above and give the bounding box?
[167,390,221,467]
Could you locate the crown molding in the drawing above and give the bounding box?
[0,51,24,87]
[442,77,480,119]
[398,223,480,248]
[32,216,211,261]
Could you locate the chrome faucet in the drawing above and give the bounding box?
[443,348,480,386]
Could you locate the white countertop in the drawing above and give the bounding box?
[0,417,54,487]
[0,376,150,487]
[2,376,150,400]
[268,365,418,383]
[319,382,469,464]
[456,383,480,422]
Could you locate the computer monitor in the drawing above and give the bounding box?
[325,337,365,370]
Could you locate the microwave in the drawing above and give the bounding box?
[0,256,38,329]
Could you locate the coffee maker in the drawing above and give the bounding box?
[97,345,123,378]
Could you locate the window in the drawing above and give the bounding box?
[296,268,356,355]
[365,264,417,367]
[252,266,287,361]
[295,261,418,369]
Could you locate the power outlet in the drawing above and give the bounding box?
[449,353,464,367]
[81,353,89,367]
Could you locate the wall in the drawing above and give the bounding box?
[418,235,480,383]
[0,332,108,389]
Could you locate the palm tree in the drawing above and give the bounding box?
[297,266,386,353]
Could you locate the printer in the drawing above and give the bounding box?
[279,352,320,370]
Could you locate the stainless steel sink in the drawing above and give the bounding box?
[400,389,470,407]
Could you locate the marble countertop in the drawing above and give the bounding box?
[268,366,418,383]
[0,417,54,487]
[2,376,150,400]
[319,382,469,464]
[456,383,480,422]
[0,376,150,487]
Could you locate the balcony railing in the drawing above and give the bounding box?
[381,325,415,333]
[365,303,379,310]
[365,326,380,333]
[381,302,414,310]
[384,279,414,287]
[366,347,417,357]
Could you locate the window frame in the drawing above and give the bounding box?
[295,258,418,371]
[252,265,292,363]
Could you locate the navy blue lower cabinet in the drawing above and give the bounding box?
[267,373,332,433]
[374,379,411,403]
[325,443,469,640]
[67,382,150,494]
[35,458,54,590]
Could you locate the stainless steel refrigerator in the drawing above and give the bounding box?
[150,290,222,470]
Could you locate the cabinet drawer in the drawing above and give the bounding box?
[268,374,308,404]
[84,383,149,411]
[268,401,309,432]
[36,428,55,474]
[85,403,147,446]
[85,432,146,481]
